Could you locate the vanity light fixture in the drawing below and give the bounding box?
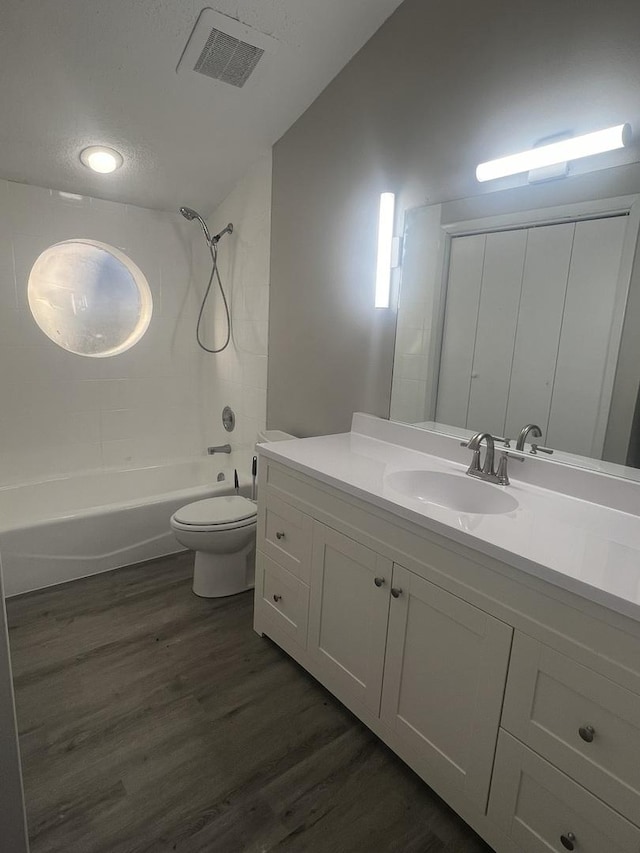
[80,145,124,174]
[375,192,395,308]
[476,123,631,183]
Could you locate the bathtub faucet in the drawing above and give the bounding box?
[207,444,232,455]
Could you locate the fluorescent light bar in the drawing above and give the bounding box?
[476,123,631,183]
[375,192,395,308]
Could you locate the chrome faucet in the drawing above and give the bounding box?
[515,424,542,451]
[207,444,231,455]
[466,432,510,486]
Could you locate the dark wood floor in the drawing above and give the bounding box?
[6,553,493,853]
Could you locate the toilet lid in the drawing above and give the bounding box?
[173,496,257,526]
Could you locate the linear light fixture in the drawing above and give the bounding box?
[476,123,631,183]
[375,192,395,308]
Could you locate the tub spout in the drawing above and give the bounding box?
[207,444,231,455]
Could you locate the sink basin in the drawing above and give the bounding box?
[385,470,519,515]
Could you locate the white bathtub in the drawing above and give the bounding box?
[0,456,252,597]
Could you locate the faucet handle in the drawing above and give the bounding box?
[530,443,554,455]
[461,434,510,449]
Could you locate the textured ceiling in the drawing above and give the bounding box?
[0,0,405,212]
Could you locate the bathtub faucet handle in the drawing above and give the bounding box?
[207,444,232,455]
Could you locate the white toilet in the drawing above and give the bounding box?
[170,429,294,598]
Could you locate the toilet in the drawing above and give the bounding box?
[170,429,295,597]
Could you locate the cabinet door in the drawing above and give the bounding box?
[308,522,392,716]
[381,564,512,811]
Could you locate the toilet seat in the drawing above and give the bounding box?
[171,516,256,534]
[171,495,257,532]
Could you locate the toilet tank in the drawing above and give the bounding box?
[255,429,295,446]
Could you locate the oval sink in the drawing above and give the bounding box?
[385,470,519,515]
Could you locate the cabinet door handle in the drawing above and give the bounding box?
[560,832,576,851]
[273,594,282,602]
[275,531,286,540]
[374,577,385,587]
[578,725,595,743]
[390,587,402,598]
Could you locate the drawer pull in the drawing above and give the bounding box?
[560,832,576,851]
[391,587,403,598]
[374,577,386,587]
[275,531,286,540]
[273,594,282,603]
[578,725,595,743]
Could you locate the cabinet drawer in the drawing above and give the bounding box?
[489,731,640,853]
[502,633,640,824]
[260,493,312,583]
[256,551,309,648]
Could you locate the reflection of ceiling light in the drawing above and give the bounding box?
[80,146,123,174]
[476,123,632,182]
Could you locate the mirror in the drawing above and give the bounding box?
[390,164,640,478]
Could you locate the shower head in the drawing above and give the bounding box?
[179,206,199,221]
[179,206,212,245]
[179,207,233,246]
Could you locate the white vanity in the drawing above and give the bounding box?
[253,413,640,853]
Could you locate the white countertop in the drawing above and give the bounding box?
[259,422,640,623]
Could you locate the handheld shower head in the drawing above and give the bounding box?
[179,206,212,245]
[179,206,199,221]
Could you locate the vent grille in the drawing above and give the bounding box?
[194,27,264,88]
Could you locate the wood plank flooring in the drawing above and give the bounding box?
[6,553,493,853]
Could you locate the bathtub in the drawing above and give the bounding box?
[0,456,252,597]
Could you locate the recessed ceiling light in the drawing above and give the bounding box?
[80,145,123,174]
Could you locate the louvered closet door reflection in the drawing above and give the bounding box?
[465,229,527,437]
[546,215,628,457]
[435,215,628,450]
[435,234,485,429]
[503,222,574,440]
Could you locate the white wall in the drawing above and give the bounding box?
[0,179,211,485]
[194,153,273,463]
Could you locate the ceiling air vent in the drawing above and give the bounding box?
[195,28,263,88]
[177,9,278,88]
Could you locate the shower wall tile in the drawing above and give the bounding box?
[241,354,268,390]
[0,178,211,486]
[200,152,274,459]
[0,152,272,486]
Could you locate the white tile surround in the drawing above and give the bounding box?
[196,152,272,467]
[0,153,271,486]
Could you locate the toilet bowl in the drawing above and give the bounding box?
[170,429,295,597]
[170,496,257,597]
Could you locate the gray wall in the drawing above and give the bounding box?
[268,0,640,437]
[0,564,29,852]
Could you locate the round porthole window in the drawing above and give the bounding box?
[27,239,153,357]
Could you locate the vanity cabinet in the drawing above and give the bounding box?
[489,732,640,853]
[501,633,640,824]
[254,457,640,853]
[308,522,391,715]
[307,521,512,807]
[381,564,512,811]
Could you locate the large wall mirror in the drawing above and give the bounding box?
[390,164,640,479]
